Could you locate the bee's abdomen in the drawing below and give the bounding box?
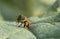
[24,21,29,28]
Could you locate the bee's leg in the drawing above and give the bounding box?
[17,23,22,27]
[27,24,29,28]
[24,22,29,28]
[24,24,29,28]
[24,24,25,27]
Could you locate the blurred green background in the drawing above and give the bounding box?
[0,0,60,21]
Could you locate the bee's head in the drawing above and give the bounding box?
[17,15,25,20]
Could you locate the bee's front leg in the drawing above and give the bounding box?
[17,22,22,27]
[24,24,25,27]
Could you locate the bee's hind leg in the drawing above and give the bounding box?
[27,25,29,28]
[26,25,29,28]
[24,23,29,28]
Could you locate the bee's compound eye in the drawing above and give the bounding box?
[19,15,22,19]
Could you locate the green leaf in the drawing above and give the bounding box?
[29,22,60,39]
[0,21,36,39]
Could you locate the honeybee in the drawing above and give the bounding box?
[17,15,29,28]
